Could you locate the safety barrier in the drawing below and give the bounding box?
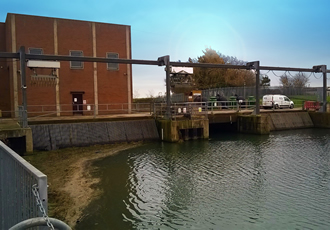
[153,102,208,120]
[304,101,320,111]
[0,141,48,229]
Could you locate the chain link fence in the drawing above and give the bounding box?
[0,141,48,229]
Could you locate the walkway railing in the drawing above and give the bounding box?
[0,101,307,122]
[0,141,48,229]
[153,102,209,120]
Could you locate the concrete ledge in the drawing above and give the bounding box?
[156,118,209,142]
[238,115,270,135]
[309,112,330,128]
[0,128,33,153]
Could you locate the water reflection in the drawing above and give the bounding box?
[77,129,330,230]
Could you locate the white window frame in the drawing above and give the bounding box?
[28,47,43,55]
[70,50,84,69]
[106,52,119,71]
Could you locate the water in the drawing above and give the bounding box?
[77,129,330,230]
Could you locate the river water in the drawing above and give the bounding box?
[77,129,330,230]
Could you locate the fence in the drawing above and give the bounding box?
[0,141,48,229]
[24,103,153,118]
[202,86,324,100]
[153,102,209,120]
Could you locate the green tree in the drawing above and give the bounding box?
[191,48,227,89]
[190,48,256,89]
[260,75,271,87]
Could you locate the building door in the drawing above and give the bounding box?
[72,93,83,115]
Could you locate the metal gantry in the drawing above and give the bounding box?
[0,46,329,127]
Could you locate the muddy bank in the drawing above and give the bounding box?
[24,142,143,229]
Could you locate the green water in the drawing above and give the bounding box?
[77,129,330,230]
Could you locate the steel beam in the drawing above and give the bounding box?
[25,54,160,66]
[0,52,19,58]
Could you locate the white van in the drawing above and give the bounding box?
[262,94,294,109]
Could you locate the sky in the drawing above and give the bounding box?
[1,0,330,97]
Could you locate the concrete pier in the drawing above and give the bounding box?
[0,119,33,153]
[156,118,209,142]
[237,111,315,134]
[237,115,270,135]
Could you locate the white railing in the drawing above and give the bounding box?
[0,141,48,229]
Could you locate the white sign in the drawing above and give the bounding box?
[87,105,91,111]
[83,100,87,105]
[74,98,77,102]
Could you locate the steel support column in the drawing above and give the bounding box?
[322,65,327,112]
[158,55,171,119]
[19,46,28,128]
[247,61,260,115]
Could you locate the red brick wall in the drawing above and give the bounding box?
[57,18,94,108]
[0,22,11,116]
[1,14,132,116]
[14,14,56,116]
[96,23,130,104]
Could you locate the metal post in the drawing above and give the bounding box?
[157,55,171,119]
[19,46,28,128]
[255,61,260,115]
[247,61,260,115]
[165,60,171,119]
[322,65,327,112]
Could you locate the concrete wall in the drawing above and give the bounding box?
[156,119,209,142]
[237,115,270,135]
[31,120,159,150]
[309,112,330,128]
[268,112,314,131]
[238,112,315,134]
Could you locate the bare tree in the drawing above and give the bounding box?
[133,89,140,99]
[279,74,292,87]
[280,73,309,87]
[292,73,309,87]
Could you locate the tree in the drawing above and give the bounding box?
[190,48,256,89]
[292,73,309,87]
[260,75,271,87]
[279,73,309,87]
[190,48,227,89]
[279,74,292,87]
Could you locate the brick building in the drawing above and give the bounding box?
[0,13,132,117]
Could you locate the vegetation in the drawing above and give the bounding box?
[279,73,310,87]
[260,75,271,87]
[189,48,256,89]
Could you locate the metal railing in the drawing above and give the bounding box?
[153,102,208,120]
[0,100,308,122]
[25,103,153,118]
[0,141,48,229]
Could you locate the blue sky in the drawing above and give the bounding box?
[1,0,330,97]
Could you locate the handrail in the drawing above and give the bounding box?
[9,217,71,230]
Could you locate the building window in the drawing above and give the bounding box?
[70,50,84,69]
[106,52,119,70]
[28,48,43,55]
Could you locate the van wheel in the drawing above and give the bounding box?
[290,104,294,109]
[275,104,279,109]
